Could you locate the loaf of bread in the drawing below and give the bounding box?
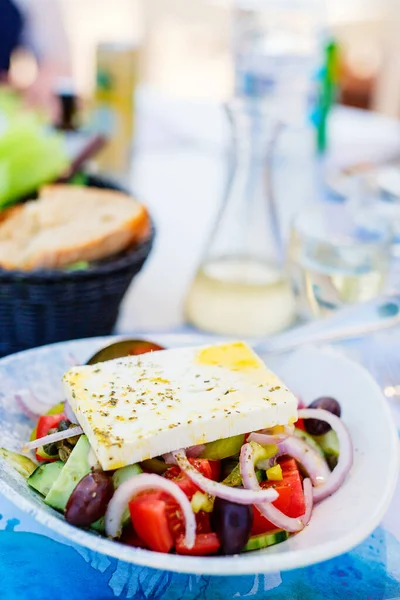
[0,185,150,270]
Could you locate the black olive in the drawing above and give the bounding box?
[211,498,253,555]
[304,397,342,436]
[65,471,114,527]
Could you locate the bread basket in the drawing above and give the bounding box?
[0,177,154,356]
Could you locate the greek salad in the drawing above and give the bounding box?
[2,340,353,557]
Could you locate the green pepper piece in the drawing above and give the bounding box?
[0,448,37,478]
[199,435,245,460]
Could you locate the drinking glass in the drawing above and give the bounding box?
[288,202,392,320]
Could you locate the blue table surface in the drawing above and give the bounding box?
[1,491,400,600]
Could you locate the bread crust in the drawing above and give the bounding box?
[0,186,151,271]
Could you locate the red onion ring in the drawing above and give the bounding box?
[165,445,209,462]
[21,426,83,452]
[14,389,50,419]
[172,449,278,505]
[105,473,196,548]
[297,397,306,410]
[302,478,313,525]
[14,392,42,420]
[298,409,353,502]
[277,437,330,486]
[248,425,294,445]
[67,354,80,366]
[240,442,313,532]
[64,400,79,424]
[186,444,206,458]
[163,452,176,465]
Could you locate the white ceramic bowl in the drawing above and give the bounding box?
[0,336,398,576]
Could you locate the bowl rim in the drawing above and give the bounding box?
[0,337,398,576]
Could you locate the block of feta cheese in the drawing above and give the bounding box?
[63,341,298,470]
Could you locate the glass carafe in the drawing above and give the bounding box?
[185,98,295,337]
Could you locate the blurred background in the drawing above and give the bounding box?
[2,0,400,359]
[9,0,400,113]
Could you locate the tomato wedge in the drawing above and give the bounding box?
[129,491,174,553]
[195,511,212,534]
[279,457,306,517]
[35,414,65,462]
[175,533,220,556]
[209,460,221,481]
[129,488,213,554]
[251,457,305,535]
[164,497,185,540]
[296,398,306,430]
[295,418,306,432]
[251,484,292,535]
[86,340,164,365]
[164,459,213,499]
[166,502,212,541]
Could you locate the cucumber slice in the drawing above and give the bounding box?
[112,464,142,488]
[91,517,105,533]
[90,464,142,533]
[28,462,64,496]
[243,529,289,552]
[294,428,324,457]
[0,448,37,478]
[45,436,90,511]
[199,435,245,460]
[313,430,339,458]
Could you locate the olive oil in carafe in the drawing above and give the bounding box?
[186,257,295,337]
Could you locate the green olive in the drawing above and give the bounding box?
[86,339,164,365]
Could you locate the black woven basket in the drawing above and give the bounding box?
[0,177,154,357]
